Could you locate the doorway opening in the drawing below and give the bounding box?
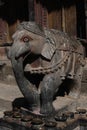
[76,0,86,39]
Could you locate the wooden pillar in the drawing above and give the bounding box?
[64,5,77,36]
[9,20,20,42]
[28,0,34,21]
[48,10,62,30]
[62,6,66,32]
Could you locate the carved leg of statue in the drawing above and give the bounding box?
[69,54,83,99]
[69,71,82,99]
[68,53,75,79]
[40,73,62,115]
[12,58,40,112]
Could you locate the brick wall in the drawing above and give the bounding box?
[0,19,10,44]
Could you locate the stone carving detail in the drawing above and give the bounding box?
[9,22,85,115]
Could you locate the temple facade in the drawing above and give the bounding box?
[0,0,86,43]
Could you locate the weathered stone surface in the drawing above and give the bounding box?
[81,59,87,95]
[8,21,85,116]
[0,82,23,117]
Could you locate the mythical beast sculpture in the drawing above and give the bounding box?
[9,22,85,115]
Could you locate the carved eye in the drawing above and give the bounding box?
[22,36,29,42]
[21,35,33,43]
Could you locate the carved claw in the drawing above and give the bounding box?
[60,76,65,80]
[67,73,75,79]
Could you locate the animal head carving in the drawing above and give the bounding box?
[9,22,56,60]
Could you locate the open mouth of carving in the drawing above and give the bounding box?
[15,49,31,60]
[11,46,44,87]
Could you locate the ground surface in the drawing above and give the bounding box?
[0,82,23,117]
[0,82,87,118]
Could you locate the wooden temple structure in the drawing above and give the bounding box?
[0,0,86,44]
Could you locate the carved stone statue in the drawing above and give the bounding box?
[8,22,85,115]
